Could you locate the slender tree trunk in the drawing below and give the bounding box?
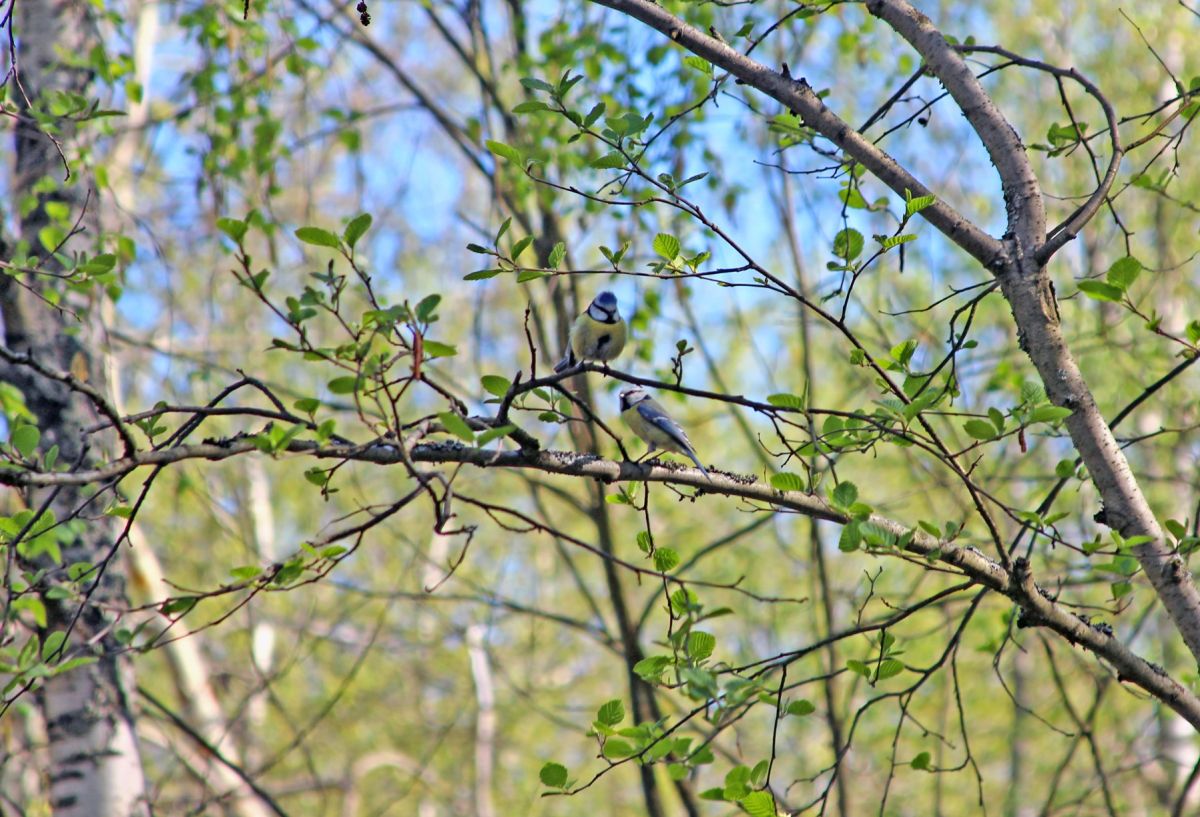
[2,2,148,814]
[466,625,496,817]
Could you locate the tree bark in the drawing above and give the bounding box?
[2,2,149,814]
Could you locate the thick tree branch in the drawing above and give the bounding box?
[957,45,1124,263]
[581,0,1004,268]
[873,0,1200,671]
[864,0,1045,254]
[584,0,1200,680]
[5,433,1198,728]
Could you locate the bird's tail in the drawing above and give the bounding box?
[686,450,712,481]
[553,351,576,373]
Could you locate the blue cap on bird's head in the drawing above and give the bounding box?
[592,291,618,310]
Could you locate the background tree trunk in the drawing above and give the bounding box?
[2,2,148,814]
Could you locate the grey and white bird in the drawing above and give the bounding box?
[553,290,627,373]
[619,386,710,479]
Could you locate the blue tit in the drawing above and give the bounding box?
[553,290,627,373]
[619,386,710,479]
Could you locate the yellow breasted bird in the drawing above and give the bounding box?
[553,290,627,373]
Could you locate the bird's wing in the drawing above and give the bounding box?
[637,403,693,451]
[553,349,576,373]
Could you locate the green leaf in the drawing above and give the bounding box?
[590,151,626,169]
[415,294,441,322]
[510,235,534,260]
[724,766,751,800]
[1077,280,1124,302]
[840,186,869,210]
[519,77,555,93]
[741,791,775,817]
[438,412,475,442]
[327,376,360,395]
[41,630,67,661]
[683,55,713,76]
[645,737,675,762]
[602,739,635,759]
[422,340,457,358]
[1046,121,1086,146]
[672,736,694,756]
[50,655,96,675]
[539,762,568,788]
[905,193,936,216]
[481,375,511,397]
[217,217,247,242]
[890,339,918,368]
[635,531,652,554]
[786,699,815,717]
[548,241,566,270]
[1029,405,1073,424]
[584,102,606,128]
[44,200,69,221]
[766,392,804,410]
[161,596,198,616]
[633,655,672,681]
[877,233,916,250]
[38,225,66,253]
[838,521,862,552]
[597,699,625,726]
[963,419,997,440]
[486,140,522,164]
[833,228,864,261]
[830,481,858,509]
[859,521,894,547]
[1020,381,1047,404]
[13,598,47,628]
[512,100,550,113]
[654,548,680,572]
[911,751,931,770]
[1106,256,1142,290]
[10,424,39,458]
[295,226,341,249]
[464,268,503,280]
[294,397,320,415]
[476,424,515,446]
[1166,518,1188,540]
[687,631,716,661]
[653,233,681,261]
[875,658,904,680]
[770,472,806,492]
[0,381,33,422]
[343,213,372,249]
[846,658,870,678]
